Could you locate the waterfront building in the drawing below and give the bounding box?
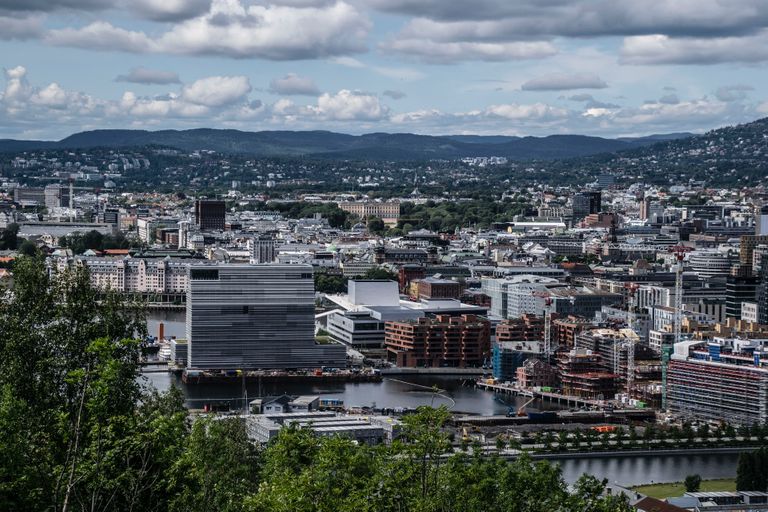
[516,359,557,388]
[492,340,543,381]
[324,279,487,350]
[186,264,345,370]
[55,255,190,300]
[667,338,768,424]
[557,348,618,399]
[495,315,544,343]
[246,411,398,445]
[385,314,491,368]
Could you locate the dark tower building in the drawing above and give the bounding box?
[572,191,602,220]
[194,199,225,231]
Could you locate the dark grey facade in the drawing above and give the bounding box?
[186,264,345,370]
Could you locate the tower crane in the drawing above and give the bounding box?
[625,283,639,395]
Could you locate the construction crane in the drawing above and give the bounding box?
[625,283,639,395]
[543,297,553,362]
[670,246,691,346]
[662,245,690,410]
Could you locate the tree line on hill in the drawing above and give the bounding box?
[0,255,631,511]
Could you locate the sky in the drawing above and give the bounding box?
[1,0,768,140]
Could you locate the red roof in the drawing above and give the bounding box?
[103,249,130,255]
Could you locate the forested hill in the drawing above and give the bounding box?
[0,128,690,161]
[546,117,768,186]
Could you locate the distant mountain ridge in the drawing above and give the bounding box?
[0,128,695,160]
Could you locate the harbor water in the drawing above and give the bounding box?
[144,311,740,487]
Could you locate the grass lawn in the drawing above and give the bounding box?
[631,478,736,499]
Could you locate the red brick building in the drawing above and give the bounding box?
[495,314,544,342]
[416,277,462,300]
[385,314,491,368]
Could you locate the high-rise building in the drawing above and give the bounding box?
[248,235,276,264]
[44,184,66,209]
[725,266,758,319]
[572,191,601,220]
[185,264,345,370]
[194,199,226,231]
[756,205,768,236]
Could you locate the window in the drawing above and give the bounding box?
[190,269,219,280]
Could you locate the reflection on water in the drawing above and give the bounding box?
[555,452,739,488]
[142,371,545,416]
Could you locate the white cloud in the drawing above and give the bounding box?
[41,0,370,60]
[46,21,155,52]
[115,67,181,84]
[0,15,44,40]
[2,66,767,141]
[620,32,768,64]
[481,103,569,121]
[181,75,252,107]
[2,66,32,105]
[312,89,387,121]
[268,74,319,96]
[30,83,69,108]
[381,39,557,64]
[521,73,608,91]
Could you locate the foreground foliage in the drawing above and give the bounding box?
[0,256,629,511]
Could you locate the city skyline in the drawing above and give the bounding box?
[1,0,768,139]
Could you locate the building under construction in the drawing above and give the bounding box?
[667,338,768,425]
[556,348,619,399]
[574,328,662,406]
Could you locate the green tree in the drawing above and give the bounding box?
[17,239,38,256]
[169,417,260,512]
[0,222,19,250]
[684,474,702,492]
[362,266,397,281]
[366,216,386,235]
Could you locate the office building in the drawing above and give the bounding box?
[572,191,601,220]
[416,277,462,300]
[725,270,758,319]
[667,339,768,424]
[756,205,768,236]
[186,264,345,370]
[194,199,226,231]
[248,235,276,264]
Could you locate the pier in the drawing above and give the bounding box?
[475,381,605,409]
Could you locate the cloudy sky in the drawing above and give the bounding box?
[2,0,768,140]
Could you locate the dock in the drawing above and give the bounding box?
[475,381,604,409]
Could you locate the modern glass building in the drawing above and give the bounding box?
[186,264,346,370]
